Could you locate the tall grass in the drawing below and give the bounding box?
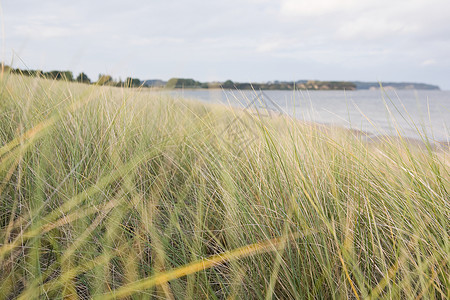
[0,74,448,299]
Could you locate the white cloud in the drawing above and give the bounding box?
[335,17,414,40]
[280,0,362,16]
[279,0,447,18]
[13,24,73,39]
[421,59,437,66]
[129,37,184,46]
[280,0,448,36]
[257,41,282,53]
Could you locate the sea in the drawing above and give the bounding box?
[157,89,449,143]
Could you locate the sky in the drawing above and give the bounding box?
[1,0,450,89]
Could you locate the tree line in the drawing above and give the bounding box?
[2,64,143,88]
[2,64,360,90]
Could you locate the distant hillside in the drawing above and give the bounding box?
[164,78,356,90]
[295,80,356,90]
[142,79,167,87]
[353,81,440,90]
[162,78,440,91]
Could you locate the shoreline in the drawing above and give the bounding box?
[166,91,450,149]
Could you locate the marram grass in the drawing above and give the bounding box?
[0,74,449,299]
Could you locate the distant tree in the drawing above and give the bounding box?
[125,77,141,87]
[9,68,41,77]
[115,78,124,87]
[202,82,221,89]
[23,69,35,77]
[44,71,59,79]
[165,78,180,89]
[61,71,73,81]
[34,70,43,77]
[76,72,91,84]
[96,74,113,85]
[165,78,202,89]
[222,80,234,89]
[43,70,73,81]
[234,83,252,89]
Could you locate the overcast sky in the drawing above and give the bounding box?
[1,0,450,89]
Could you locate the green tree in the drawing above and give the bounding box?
[44,71,73,81]
[165,78,202,89]
[76,72,91,84]
[165,78,180,88]
[125,77,141,87]
[61,71,73,81]
[222,80,234,88]
[96,74,113,85]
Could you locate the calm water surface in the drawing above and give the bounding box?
[157,89,450,142]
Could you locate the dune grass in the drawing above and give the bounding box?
[0,74,448,299]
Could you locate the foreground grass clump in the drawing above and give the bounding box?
[0,74,449,299]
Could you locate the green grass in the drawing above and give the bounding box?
[0,73,448,299]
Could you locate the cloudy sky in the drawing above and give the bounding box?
[2,0,450,89]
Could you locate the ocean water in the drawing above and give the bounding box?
[158,89,450,142]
